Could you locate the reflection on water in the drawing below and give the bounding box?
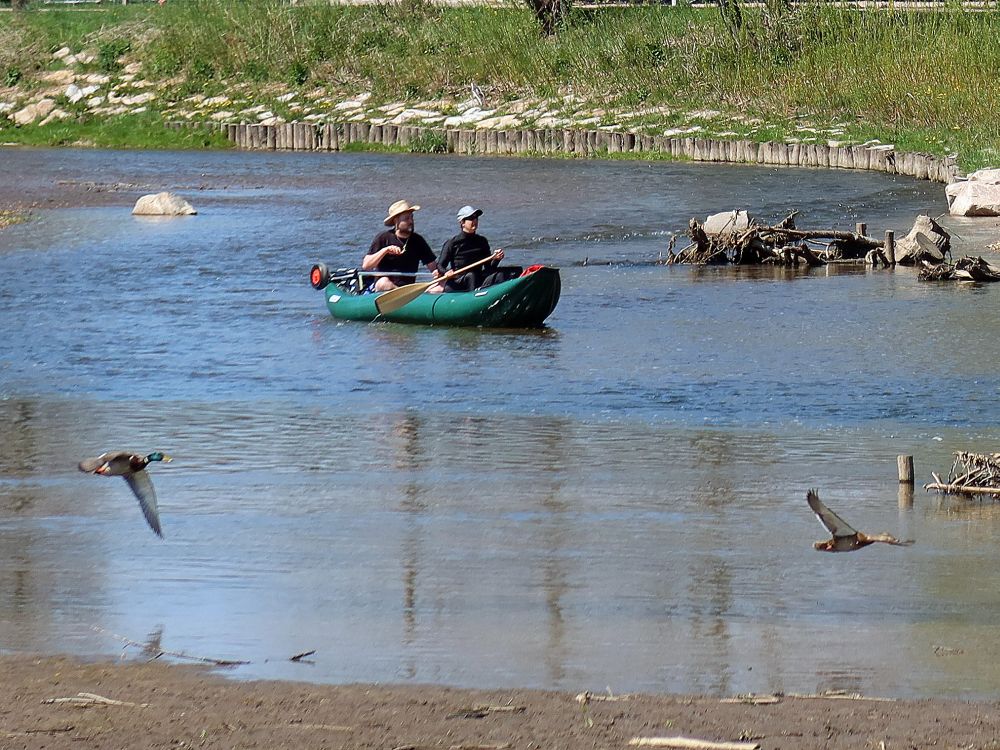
[1,148,1000,698]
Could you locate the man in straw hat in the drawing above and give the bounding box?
[362,199,439,293]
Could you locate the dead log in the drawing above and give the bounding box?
[924,452,1000,496]
[894,214,950,265]
[919,255,1000,282]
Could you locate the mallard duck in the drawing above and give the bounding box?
[807,489,913,552]
[78,451,172,537]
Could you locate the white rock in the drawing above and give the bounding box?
[86,96,105,108]
[13,99,56,126]
[210,110,235,121]
[66,84,98,104]
[256,110,275,121]
[276,92,296,103]
[966,168,1000,185]
[53,47,71,60]
[475,114,522,129]
[132,192,197,217]
[121,92,155,106]
[946,180,1000,217]
[390,108,443,125]
[40,69,75,85]
[83,74,111,85]
[334,100,364,111]
[39,108,70,126]
[203,95,230,106]
[443,108,494,126]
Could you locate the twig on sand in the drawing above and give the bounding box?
[720,694,781,705]
[5,725,75,736]
[446,705,526,719]
[287,720,353,731]
[90,625,250,666]
[629,737,760,750]
[575,690,634,704]
[786,690,895,702]
[43,692,147,708]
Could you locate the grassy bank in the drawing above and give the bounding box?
[1,0,998,170]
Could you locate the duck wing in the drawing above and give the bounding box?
[807,489,858,538]
[79,451,135,475]
[123,470,163,538]
[79,453,114,473]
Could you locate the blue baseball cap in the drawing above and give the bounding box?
[457,205,483,222]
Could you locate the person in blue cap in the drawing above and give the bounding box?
[435,205,508,292]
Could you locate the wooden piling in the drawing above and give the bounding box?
[897,455,914,484]
[898,483,914,509]
[855,222,867,237]
[885,230,896,266]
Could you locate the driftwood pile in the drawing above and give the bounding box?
[666,211,951,267]
[919,255,1000,282]
[925,452,1000,497]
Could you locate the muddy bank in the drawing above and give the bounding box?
[3,654,1000,750]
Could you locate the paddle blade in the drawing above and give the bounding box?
[374,280,435,315]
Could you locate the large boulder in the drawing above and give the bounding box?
[131,192,197,217]
[946,168,1000,216]
[894,214,950,264]
[13,99,55,126]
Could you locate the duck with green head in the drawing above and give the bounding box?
[78,451,172,537]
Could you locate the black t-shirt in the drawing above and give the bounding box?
[366,230,436,274]
[438,232,493,274]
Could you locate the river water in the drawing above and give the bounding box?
[2,146,1000,699]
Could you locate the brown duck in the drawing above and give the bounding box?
[78,451,172,537]
[807,489,913,552]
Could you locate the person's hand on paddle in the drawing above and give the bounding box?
[383,244,404,256]
[493,248,505,262]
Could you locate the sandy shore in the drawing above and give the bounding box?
[2,654,1000,749]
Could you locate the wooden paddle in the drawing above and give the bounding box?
[374,253,501,315]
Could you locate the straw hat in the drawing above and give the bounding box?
[384,199,420,226]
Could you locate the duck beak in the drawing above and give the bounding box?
[161,455,173,463]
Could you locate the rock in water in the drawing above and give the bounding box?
[132,192,197,216]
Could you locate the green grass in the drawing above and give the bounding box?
[0,112,230,149]
[1,1,999,168]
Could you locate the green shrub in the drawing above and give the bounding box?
[97,39,130,73]
[409,131,447,154]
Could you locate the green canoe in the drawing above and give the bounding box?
[310,264,561,327]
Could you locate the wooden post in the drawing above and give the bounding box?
[898,483,914,509]
[885,230,896,266]
[897,455,914,484]
[856,222,867,237]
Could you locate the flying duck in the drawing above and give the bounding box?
[78,451,172,537]
[807,489,913,552]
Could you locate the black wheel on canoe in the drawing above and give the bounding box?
[310,262,330,290]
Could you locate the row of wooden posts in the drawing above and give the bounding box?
[166,120,961,184]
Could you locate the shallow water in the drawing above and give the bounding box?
[2,147,1000,698]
